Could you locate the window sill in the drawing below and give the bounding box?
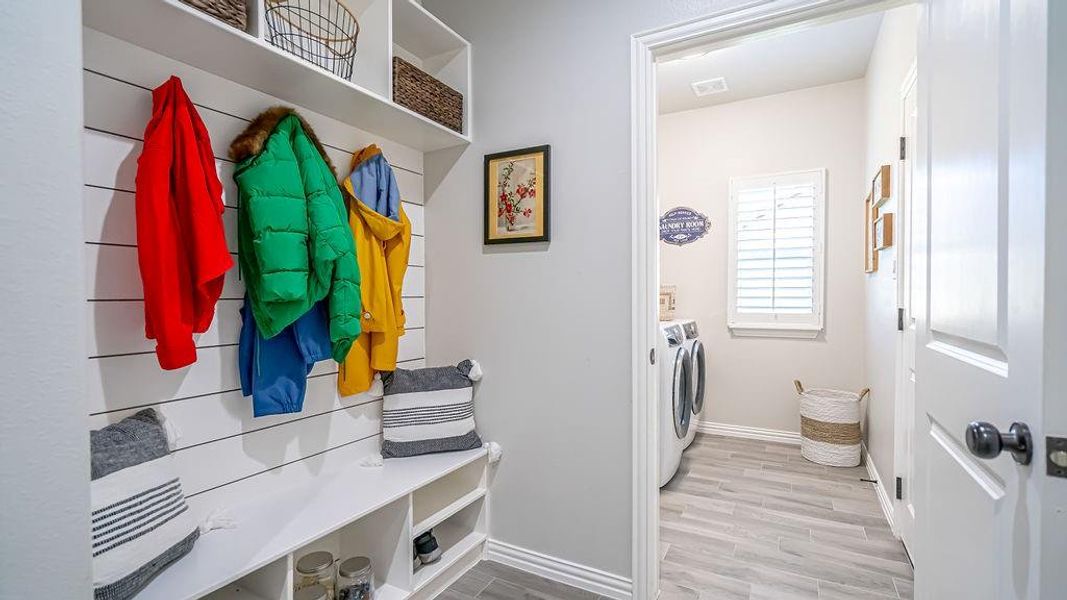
[728,323,823,339]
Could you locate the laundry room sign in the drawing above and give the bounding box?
[659,207,710,246]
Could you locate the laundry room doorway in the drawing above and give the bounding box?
[632,1,1064,599]
[641,4,919,597]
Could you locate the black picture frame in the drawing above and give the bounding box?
[484,144,551,245]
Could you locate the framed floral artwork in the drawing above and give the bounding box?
[484,145,551,244]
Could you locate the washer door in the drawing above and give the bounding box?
[690,340,706,415]
[672,347,692,439]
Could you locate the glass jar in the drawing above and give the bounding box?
[337,556,375,600]
[296,551,336,600]
[295,584,329,600]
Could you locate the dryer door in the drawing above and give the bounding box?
[690,339,706,415]
[672,347,692,439]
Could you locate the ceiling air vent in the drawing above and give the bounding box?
[690,77,729,97]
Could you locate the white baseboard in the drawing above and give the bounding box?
[485,539,633,600]
[696,421,801,446]
[862,444,898,536]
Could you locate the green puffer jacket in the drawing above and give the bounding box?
[230,107,361,362]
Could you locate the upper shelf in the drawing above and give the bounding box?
[82,0,471,152]
[393,0,468,60]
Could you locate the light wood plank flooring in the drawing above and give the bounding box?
[441,560,610,600]
[444,433,912,600]
[660,434,913,599]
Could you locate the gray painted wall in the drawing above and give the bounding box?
[0,1,91,596]
[421,0,742,578]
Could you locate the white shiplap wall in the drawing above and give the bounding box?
[83,29,428,518]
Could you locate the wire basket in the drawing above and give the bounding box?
[265,0,360,80]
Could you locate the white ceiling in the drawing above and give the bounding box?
[657,12,884,114]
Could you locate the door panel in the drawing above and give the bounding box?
[927,0,1003,351]
[924,426,999,598]
[915,0,1047,598]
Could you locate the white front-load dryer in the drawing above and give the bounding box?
[658,323,692,487]
[666,319,706,449]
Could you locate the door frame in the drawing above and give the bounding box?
[892,60,918,551]
[629,2,911,598]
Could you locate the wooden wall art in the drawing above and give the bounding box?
[875,213,894,251]
[864,193,878,273]
[871,164,891,209]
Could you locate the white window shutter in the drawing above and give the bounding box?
[728,170,825,338]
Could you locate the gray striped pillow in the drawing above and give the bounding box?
[91,409,198,600]
[381,360,483,458]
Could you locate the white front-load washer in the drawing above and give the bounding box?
[658,322,692,487]
[666,319,706,449]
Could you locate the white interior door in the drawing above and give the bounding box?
[913,0,1049,598]
[893,64,917,553]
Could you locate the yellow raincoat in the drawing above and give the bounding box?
[338,146,412,395]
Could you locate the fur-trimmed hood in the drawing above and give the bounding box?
[228,106,336,176]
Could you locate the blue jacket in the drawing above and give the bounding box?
[347,144,401,220]
[239,298,331,417]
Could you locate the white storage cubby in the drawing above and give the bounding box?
[202,555,291,600]
[410,459,489,597]
[412,458,486,536]
[293,497,412,599]
[82,0,471,150]
[345,0,394,97]
[391,0,471,135]
[412,497,487,593]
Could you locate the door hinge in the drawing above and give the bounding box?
[895,476,903,500]
[899,136,907,160]
[650,348,656,366]
[897,307,905,331]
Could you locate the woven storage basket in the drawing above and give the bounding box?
[794,380,869,467]
[393,56,463,133]
[181,0,247,30]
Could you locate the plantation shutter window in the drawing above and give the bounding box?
[727,169,825,338]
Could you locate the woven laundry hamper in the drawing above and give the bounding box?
[793,380,869,467]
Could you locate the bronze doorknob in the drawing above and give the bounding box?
[965,421,1033,465]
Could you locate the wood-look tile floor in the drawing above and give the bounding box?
[660,434,913,599]
[442,560,610,600]
[445,434,912,600]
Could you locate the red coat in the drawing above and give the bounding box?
[135,76,233,369]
